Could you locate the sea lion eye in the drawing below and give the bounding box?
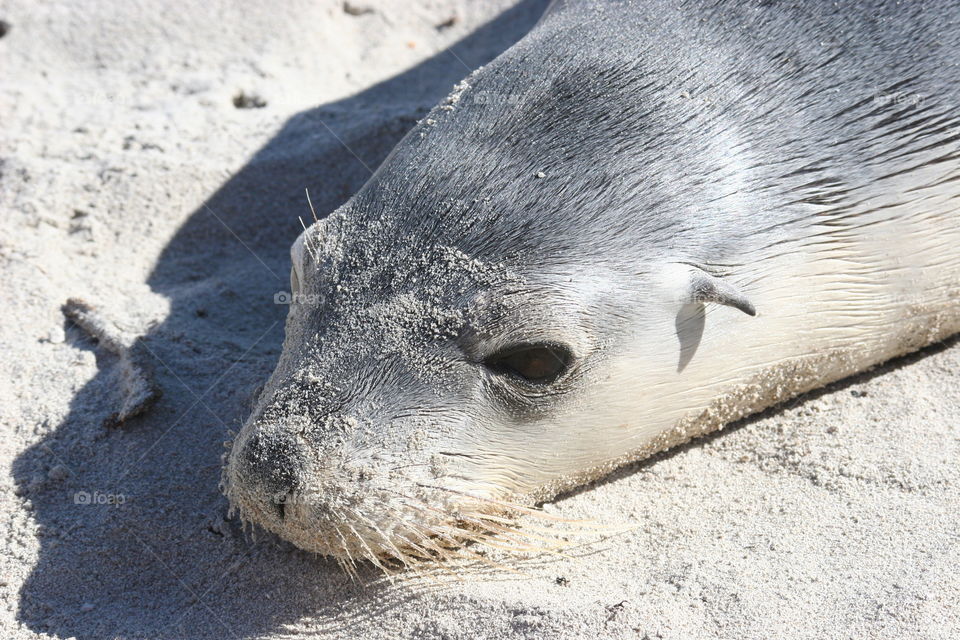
[485,344,572,384]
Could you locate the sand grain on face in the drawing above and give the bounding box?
[1,0,958,639]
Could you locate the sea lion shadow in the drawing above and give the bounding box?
[11,2,549,638]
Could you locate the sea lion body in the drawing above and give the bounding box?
[224,0,960,564]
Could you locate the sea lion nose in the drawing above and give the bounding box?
[236,428,303,518]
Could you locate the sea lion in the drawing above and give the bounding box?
[223,0,960,569]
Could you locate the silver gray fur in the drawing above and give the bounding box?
[225,0,960,562]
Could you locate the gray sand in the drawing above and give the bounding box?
[1,1,958,638]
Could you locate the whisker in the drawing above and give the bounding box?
[355,512,417,573]
[305,187,319,223]
[415,483,590,523]
[348,521,392,574]
[298,215,321,263]
[401,499,556,564]
[405,521,524,576]
[333,523,362,580]
[458,515,569,550]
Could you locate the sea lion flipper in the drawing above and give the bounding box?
[686,267,757,317]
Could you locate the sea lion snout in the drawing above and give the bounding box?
[227,425,306,521]
[225,402,418,541]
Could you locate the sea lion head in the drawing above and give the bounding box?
[222,19,757,567]
[222,202,752,568]
[222,202,615,566]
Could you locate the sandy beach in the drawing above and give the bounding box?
[1,1,958,638]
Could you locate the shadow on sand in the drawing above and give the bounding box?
[13,2,548,638]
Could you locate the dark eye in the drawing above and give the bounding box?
[484,344,573,385]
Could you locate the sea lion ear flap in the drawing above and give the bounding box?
[685,265,757,316]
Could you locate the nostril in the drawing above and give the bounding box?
[239,428,302,495]
[271,490,297,521]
